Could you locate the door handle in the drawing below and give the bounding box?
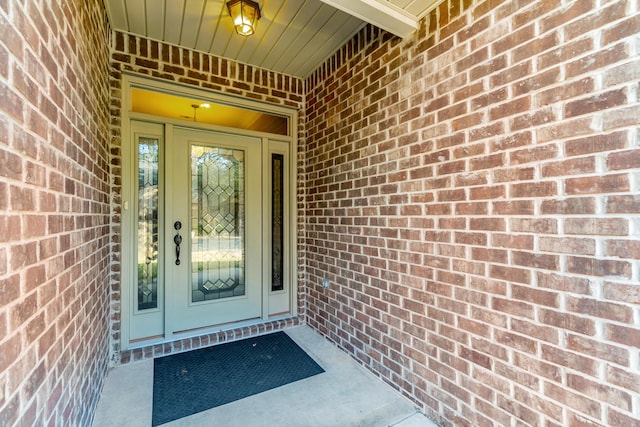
[174,221,182,265]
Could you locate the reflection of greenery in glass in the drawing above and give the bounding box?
[138,262,158,286]
[138,138,159,310]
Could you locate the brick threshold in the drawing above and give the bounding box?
[115,316,302,365]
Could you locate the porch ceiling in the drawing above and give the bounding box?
[104,0,438,78]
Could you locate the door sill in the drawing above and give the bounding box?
[119,315,301,365]
[172,316,262,337]
[126,315,294,351]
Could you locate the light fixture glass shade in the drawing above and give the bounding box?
[227,0,261,36]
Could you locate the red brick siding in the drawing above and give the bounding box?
[305,1,640,426]
[109,32,306,362]
[0,1,111,426]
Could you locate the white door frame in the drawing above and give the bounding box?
[119,74,298,351]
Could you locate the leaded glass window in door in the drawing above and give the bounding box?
[191,145,246,302]
[271,153,284,292]
[137,138,159,310]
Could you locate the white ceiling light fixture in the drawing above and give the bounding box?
[226,0,261,36]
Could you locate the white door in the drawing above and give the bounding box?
[165,127,262,335]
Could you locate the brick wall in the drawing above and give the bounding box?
[305,1,640,426]
[0,0,111,426]
[109,32,306,362]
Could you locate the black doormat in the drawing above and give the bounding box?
[151,331,325,426]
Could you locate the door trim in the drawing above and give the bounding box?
[120,75,299,351]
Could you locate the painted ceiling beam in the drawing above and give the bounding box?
[319,0,422,39]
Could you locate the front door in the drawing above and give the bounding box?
[166,127,262,334]
[124,81,297,349]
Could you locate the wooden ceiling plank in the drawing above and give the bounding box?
[163,0,186,45]
[233,0,291,66]
[221,19,253,61]
[145,0,165,40]
[207,0,236,59]
[104,0,130,30]
[194,0,226,53]
[289,15,365,78]
[262,0,328,72]
[126,0,148,35]
[244,0,310,69]
[179,0,208,48]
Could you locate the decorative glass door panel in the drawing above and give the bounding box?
[271,153,284,292]
[191,146,246,302]
[128,121,165,343]
[138,138,159,310]
[266,141,291,317]
[167,128,262,335]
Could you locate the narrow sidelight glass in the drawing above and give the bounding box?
[137,138,159,310]
[271,153,284,291]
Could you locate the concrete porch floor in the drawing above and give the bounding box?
[92,325,437,427]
